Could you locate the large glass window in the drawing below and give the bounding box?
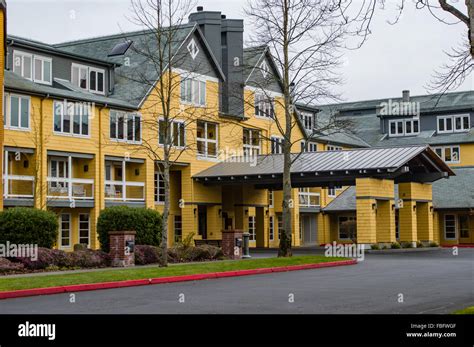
[389,118,420,137]
[159,120,185,148]
[338,216,357,240]
[433,146,460,164]
[243,128,260,157]
[154,172,165,203]
[255,93,275,118]
[110,110,141,143]
[197,121,218,158]
[444,214,456,240]
[271,136,283,154]
[301,112,313,130]
[13,50,35,81]
[72,64,105,94]
[4,94,30,130]
[180,77,206,106]
[33,55,52,84]
[54,101,90,136]
[438,115,470,133]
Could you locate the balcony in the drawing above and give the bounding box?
[47,152,95,208]
[105,157,146,206]
[299,189,320,208]
[3,148,35,206]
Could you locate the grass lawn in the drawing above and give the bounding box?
[0,255,347,292]
[453,306,474,314]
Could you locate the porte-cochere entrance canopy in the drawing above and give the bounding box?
[193,145,454,188]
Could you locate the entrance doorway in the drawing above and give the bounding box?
[198,205,207,239]
[300,214,317,245]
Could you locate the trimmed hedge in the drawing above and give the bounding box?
[0,208,58,248]
[136,244,224,265]
[9,247,111,270]
[97,206,162,252]
[0,258,25,274]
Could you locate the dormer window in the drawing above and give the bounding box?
[71,63,105,94]
[301,112,313,130]
[437,114,470,134]
[389,118,419,137]
[187,39,199,60]
[13,50,52,85]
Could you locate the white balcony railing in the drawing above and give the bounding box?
[105,180,145,202]
[299,192,321,208]
[47,177,94,200]
[3,175,35,199]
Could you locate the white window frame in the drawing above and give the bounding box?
[438,114,470,134]
[13,50,33,81]
[389,118,420,137]
[154,172,165,204]
[88,67,106,95]
[433,145,460,164]
[301,112,313,130]
[277,215,283,239]
[33,54,52,85]
[243,128,261,157]
[255,92,275,119]
[71,63,105,95]
[444,214,457,240]
[4,93,30,131]
[271,136,283,154]
[301,141,318,152]
[180,76,206,107]
[338,216,357,240]
[53,100,91,138]
[327,145,342,151]
[197,121,218,159]
[78,213,90,247]
[159,118,186,149]
[268,190,274,208]
[59,213,71,249]
[109,110,142,144]
[248,216,256,241]
[71,63,89,91]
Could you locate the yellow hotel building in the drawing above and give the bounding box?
[1,6,473,251]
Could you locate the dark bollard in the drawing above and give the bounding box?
[242,232,251,259]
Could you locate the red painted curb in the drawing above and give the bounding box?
[0,259,356,300]
[441,244,474,248]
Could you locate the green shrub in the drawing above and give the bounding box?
[429,242,439,247]
[370,244,380,250]
[402,242,413,249]
[97,206,162,252]
[0,208,58,248]
[391,242,401,249]
[416,241,424,248]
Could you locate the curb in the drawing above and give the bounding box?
[0,259,356,300]
[441,245,474,248]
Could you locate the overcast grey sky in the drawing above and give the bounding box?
[7,0,472,102]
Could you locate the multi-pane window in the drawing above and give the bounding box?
[13,50,52,85]
[459,215,469,239]
[174,215,183,243]
[159,119,185,148]
[59,214,71,248]
[154,172,165,203]
[433,146,460,164]
[327,145,342,151]
[338,216,357,240]
[389,118,420,137]
[248,216,256,241]
[271,136,283,154]
[438,115,470,133]
[49,158,69,189]
[301,112,313,130]
[4,93,30,130]
[180,77,206,106]
[255,93,275,118]
[269,216,274,241]
[110,110,141,143]
[243,128,260,157]
[268,190,274,208]
[444,215,456,240]
[79,213,90,247]
[54,101,90,136]
[197,121,218,158]
[72,63,105,94]
[301,141,318,152]
[277,215,283,239]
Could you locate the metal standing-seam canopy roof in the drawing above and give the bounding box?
[193,145,455,189]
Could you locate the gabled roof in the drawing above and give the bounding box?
[323,167,474,212]
[55,24,225,108]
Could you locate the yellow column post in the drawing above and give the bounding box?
[376,200,396,244]
[417,202,434,244]
[291,188,300,247]
[0,5,3,211]
[317,213,330,245]
[356,178,395,247]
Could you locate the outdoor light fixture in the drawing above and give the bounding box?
[193,208,197,216]
[245,209,249,215]
[135,169,140,176]
[23,160,29,169]
[430,206,434,213]
[391,204,395,211]
[84,165,89,172]
[218,209,222,217]
[413,205,417,211]
[372,203,377,210]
